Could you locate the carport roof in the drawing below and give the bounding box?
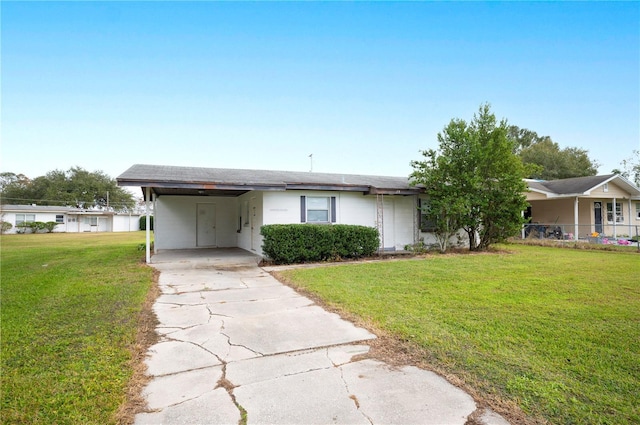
[117,164,423,197]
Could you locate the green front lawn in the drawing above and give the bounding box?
[1,232,153,424]
[278,245,640,424]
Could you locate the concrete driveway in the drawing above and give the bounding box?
[135,248,509,425]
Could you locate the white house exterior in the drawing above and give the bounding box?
[117,164,431,261]
[0,204,141,234]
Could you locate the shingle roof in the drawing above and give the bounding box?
[526,174,640,197]
[117,164,421,195]
[0,204,115,214]
[0,204,76,212]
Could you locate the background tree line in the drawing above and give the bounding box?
[0,167,136,212]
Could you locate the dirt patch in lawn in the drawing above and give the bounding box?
[116,269,161,425]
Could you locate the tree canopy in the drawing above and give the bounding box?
[613,150,640,187]
[0,167,135,211]
[508,125,599,180]
[411,104,528,251]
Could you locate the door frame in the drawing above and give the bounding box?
[196,203,217,247]
[594,201,603,234]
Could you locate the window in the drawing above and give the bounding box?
[419,199,436,232]
[636,203,640,220]
[603,183,609,193]
[84,217,98,225]
[300,196,336,223]
[56,215,64,223]
[16,214,36,225]
[606,202,624,223]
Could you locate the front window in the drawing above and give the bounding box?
[636,203,640,220]
[307,197,330,222]
[419,199,436,232]
[84,217,98,225]
[606,203,623,223]
[16,214,35,225]
[56,215,64,223]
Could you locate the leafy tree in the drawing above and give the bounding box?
[613,150,640,187]
[411,104,528,251]
[507,126,599,180]
[0,167,135,211]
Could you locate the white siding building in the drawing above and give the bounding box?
[0,205,141,234]
[117,164,432,260]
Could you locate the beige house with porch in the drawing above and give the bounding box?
[525,174,640,240]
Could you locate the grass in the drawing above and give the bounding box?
[278,244,640,424]
[1,232,154,424]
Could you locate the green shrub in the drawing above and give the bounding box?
[17,222,48,234]
[139,215,154,231]
[0,221,12,234]
[261,224,379,264]
[43,222,58,233]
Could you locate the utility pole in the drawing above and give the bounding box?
[309,154,313,172]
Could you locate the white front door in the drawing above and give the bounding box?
[197,204,216,247]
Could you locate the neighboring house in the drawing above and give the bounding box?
[525,174,640,240]
[116,164,438,259]
[0,204,141,234]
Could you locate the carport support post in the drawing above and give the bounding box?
[145,187,151,264]
[574,197,579,241]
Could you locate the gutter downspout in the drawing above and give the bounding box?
[145,187,151,264]
[574,197,579,241]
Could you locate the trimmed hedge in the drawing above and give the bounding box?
[261,224,379,264]
[139,215,154,231]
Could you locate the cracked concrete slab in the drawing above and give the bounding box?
[135,248,511,425]
[234,367,370,425]
[153,303,211,328]
[340,359,476,424]
[145,340,222,376]
[134,387,239,425]
[142,366,224,409]
[221,305,376,355]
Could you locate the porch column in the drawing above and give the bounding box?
[613,197,617,238]
[629,199,633,238]
[145,187,151,264]
[574,197,579,241]
[521,210,525,239]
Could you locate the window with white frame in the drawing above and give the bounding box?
[56,215,64,223]
[307,197,330,222]
[300,196,336,223]
[84,217,98,226]
[636,203,640,220]
[16,214,35,225]
[606,202,623,223]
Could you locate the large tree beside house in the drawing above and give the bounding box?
[0,167,135,211]
[507,125,599,180]
[411,104,528,251]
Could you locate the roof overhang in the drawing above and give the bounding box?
[118,178,424,198]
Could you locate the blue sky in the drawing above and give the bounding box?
[2,1,639,183]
